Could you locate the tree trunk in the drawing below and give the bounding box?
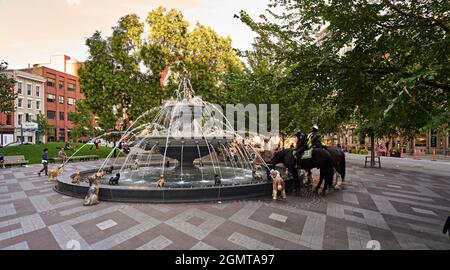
[370,132,376,167]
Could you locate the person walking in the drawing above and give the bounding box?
[0,151,5,169]
[94,139,100,153]
[38,148,49,176]
[444,216,450,237]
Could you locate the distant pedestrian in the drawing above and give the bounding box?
[94,139,100,152]
[38,148,49,176]
[0,152,5,169]
[58,148,68,163]
[444,216,450,237]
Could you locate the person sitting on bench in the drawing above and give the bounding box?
[0,152,5,169]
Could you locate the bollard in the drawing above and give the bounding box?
[432,149,437,161]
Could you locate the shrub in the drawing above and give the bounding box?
[359,149,369,155]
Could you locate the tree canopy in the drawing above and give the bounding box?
[0,61,17,119]
[79,7,243,130]
[237,0,450,138]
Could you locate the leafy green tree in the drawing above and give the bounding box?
[68,100,94,142]
[33,112,50,144]
[239,0,450,162]
[79,7,243,130]
[0,61,17,145]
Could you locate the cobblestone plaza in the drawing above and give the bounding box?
[0,155,449,250]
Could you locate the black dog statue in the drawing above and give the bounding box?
[109,173,120,185]
[214,174,221,186]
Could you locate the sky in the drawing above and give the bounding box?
[0,0,270,69]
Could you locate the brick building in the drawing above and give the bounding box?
[26,66,82,142]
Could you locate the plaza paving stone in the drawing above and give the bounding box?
[0,158,449,250]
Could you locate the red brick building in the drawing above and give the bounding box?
[0,107,14,146]
[25,66,83,142]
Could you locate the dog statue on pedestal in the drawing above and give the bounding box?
[71,172,81,184]
[271,170,286,200]
[84,177,100,206]
[48,165,63,181]
[156,175,165,188]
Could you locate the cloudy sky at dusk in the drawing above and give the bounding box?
[0,0,269,69]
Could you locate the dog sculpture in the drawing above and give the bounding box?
[109,173,120,185]
[252,170,263,182]
[129,159,139,171]
[214,174,222,186]
[48,166,63,181]
[87,173,99,183]
[71,172,81,184]
[271,170,286,200]
[84,177,100,206]
[104,166,113,175]
[156,175,165,188]
[96,169,105,178]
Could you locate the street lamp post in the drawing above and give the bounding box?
[20,124,23,144]
[37,125,40,145]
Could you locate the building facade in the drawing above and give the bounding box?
[26,66,83,142]
[325,128,450,155]
[1,70,46,144]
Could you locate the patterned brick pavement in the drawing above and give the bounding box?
[0,159,449,250]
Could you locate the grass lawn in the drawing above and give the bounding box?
[0,142,122,164]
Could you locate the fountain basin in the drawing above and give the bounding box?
[54,168,295,203]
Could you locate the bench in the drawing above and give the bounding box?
[365,156,381,168]
[50,155,99,163]
[3,155,29,167]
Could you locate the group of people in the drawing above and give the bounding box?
[293,125,323,161]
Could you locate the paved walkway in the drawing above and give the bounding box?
[0,158,449,250]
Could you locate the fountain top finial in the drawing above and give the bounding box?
[179,74,195,101]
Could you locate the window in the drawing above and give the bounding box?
[431,130,437,148]
[25,113,31,122]
[59,128,65,141]
[17,82,23,94]
[47,94,56,103]
[59,112,65,121]
[59,96,65,104]
[67,82,76,91]
[27,84,32,95]
[27,136,33,143]
[18,114,23,125]
[36,101,40,110]
[47,78,55,88]
[18,98,23,108]
[67,98,76,106]
[27,100,32,109]
[36,85,40,97]
[6,114,12,125]
[48,127,56,137]
[59,80,65,91]
[47,110,56,120]
[415,134,427,147]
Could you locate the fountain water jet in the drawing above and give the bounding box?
[55,75,295,202]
